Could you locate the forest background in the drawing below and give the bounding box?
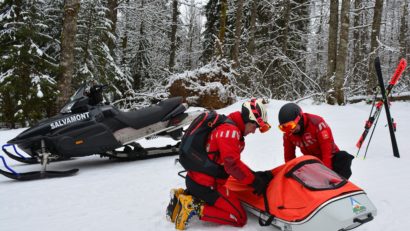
[0,0,409,128]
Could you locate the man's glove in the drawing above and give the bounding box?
[251,171,274,196]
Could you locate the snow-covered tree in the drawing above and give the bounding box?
[201,0,219,63]
[178,0,203,70]
[0,0,61,127]
[1,0,410,124]
[75,0,130,98]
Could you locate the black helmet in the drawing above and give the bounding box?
[278,103,302,124]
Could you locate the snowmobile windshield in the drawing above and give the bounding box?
[60,84,87,114]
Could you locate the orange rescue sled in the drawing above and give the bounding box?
[226,155,376,231]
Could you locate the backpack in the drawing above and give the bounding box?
[179,111,235,179]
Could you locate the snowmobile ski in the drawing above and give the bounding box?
[0,148,78,181]
[2,144,38,164]
[0,168,79,181]
[356,57,407,158]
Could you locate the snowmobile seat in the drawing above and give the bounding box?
[116,97,183,129]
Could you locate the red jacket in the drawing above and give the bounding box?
[283,113,339,169]
[187,111,255,187]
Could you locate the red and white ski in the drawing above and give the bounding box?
[356,57,407,158]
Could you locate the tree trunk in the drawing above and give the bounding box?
[3,91,15,128]
[169,0,178,72]
[316,0,325,78]
[83,4,94,64]
[107,0,118,54]
[399,0,410,80]
[134,0,146,89]
[186,0,195,69]
[326,0,339,105]
[367,0,384,94]
[56,0,80,111]
[218,0,228,56]
[120,0,130,65]
[232,0,244,68]
[334,0,351,105]
[352,0,363,82]
[247,0,257,55]
[399,0,408,59]
[280,1,291,55]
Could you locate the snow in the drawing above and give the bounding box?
[1,100,410,231]
[0,69,14,83]
[13,109,23,117]
[36,84,44,98]
[30,40,44,56]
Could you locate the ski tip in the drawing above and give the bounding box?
[389,58,408,85]
[399,58,407,66]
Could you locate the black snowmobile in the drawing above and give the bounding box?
[0,84,201,181]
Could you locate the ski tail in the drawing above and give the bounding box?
[356,136,364,149]
[356,120,372,149]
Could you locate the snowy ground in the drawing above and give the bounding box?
[1,99,409,231]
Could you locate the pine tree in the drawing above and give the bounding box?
[179,0,202,70]
[251,0,312,100]
[75,0,129,99]
[131,0,151,90]
[202,0,219,63]
[0,0,61,127]
[231,0,244,67]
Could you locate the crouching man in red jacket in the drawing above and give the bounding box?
[167,99,273,230]
[277,103,354,179]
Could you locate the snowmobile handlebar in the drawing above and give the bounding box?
[86,84,108,106]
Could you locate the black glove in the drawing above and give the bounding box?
[251,171,274,196]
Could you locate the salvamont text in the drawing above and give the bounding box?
[50,112,91,130]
